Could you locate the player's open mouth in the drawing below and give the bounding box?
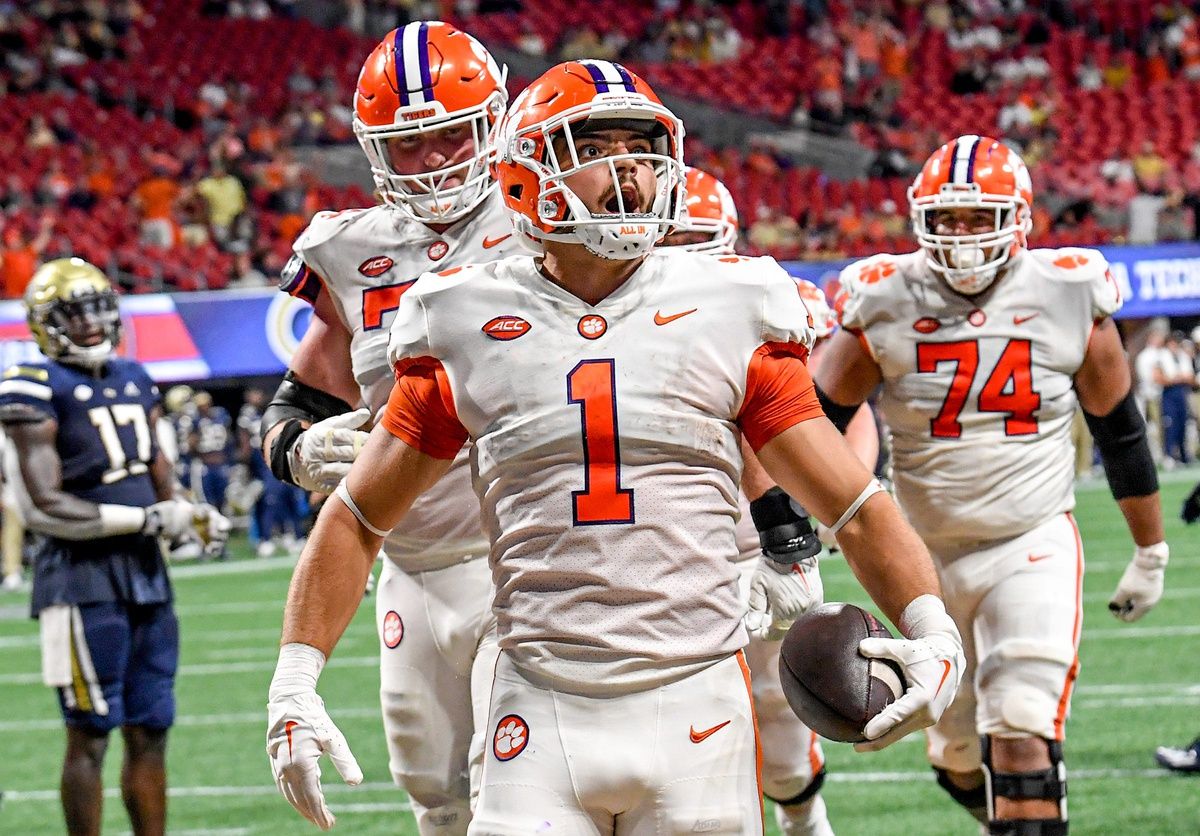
[604,184,643,214]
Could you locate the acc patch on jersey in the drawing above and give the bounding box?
[492,714,529,761]
[382,610,404,649]
[359,255,395,277]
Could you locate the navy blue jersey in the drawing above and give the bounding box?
[0,358,161,507]
[192,407,232,463]
[0,358,170,614]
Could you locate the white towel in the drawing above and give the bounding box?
[39,604,73,687]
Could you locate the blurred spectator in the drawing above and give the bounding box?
[950,51,993,95]
[748,206,802,252]
[227,247,267,288]
[0,216,53,299]
[1075,53,1103,90]
[195,160,247,247]
[1135,320,1169,459]
[1133,141,1169,194]
[133,164,182,248]
[515,21,547,57]
[1102,52,1133,89]
[25,114,56,150]
[1160,331,1196,465]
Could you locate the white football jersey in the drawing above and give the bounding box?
[287,192,525,571]
[388,249,816,694]
[838,247,1122,552]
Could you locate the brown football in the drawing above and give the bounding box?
[778,602,907,742]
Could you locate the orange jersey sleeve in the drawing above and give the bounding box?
[381,357,469,460]
[738,341,824,451]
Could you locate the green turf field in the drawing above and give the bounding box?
[0,475,1196,835]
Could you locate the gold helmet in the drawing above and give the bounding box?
[163,385,195,414]
[25,257,122,369]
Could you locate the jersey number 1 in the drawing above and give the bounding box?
[567,359,634,525]
[916,339,1040,438]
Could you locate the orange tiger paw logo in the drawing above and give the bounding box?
[1052,254,1089,269]
[858,260,896,284]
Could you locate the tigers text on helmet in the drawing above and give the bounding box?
[664,166,739,254]
[353,21,507,223]
[796,279,836,339]
[908,135,1032,295]
[494,60,686,261]
[25,257,122,369]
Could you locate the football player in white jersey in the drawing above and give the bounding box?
[258,23,524,836]
[663,167,845,836]
[265,61,966,834]
[813,135,1171,835]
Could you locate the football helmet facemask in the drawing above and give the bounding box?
[663,166,739,254]
[25,257,122,369]
[354,22,508,223]
[908,135,1032,295]
[495,60,685,261]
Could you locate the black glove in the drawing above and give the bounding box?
[1182,482,1200,525]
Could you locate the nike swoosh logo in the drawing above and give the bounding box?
[1013,313,1040,325]
[934,660,953,698]
[689,720,731,743]
[482,234,512,249]
[654,308,698,326]
[1028,553,1054,563]
[285,720,299,759]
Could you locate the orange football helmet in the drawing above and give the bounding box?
[493,60,685,260]
[908,135,1032,295]
[664,166,739,254]
[795,279,836,339]
[353,22,507,222]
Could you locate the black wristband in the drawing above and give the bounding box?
[268,419,305,486]
[749,487,821,564]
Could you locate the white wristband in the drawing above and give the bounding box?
[334,481,389,537]
[827,478,884,537]
[269,642,327,699]
[898,593,959,641]
[99,504,148,537]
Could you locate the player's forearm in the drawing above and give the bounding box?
[280,498,381,657]
[1117,493,1166,548]
[837,495,943,629]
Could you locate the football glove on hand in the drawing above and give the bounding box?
[192,503,231,558]
[745,555,824,641]
[287,408,372,493]
[142,500,200,541]
[1109,541,1169,622]
[854,597,964,752]
[1181,482,1200,524]
[267,645,362,832]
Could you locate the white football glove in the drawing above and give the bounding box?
[1109,542,1169,622]
[192,503,232,558]
[287,408,372,493]
[854,595,965,752]
[267,645,362,831]
[745,555,824,641]
[142,500,200,541]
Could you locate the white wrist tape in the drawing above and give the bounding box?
[827,478,884,537]
[269,642,327,699]
[334,481,389,537]
[898,593,959,641]
[1133,541,1169,569]
[100,504,149,536]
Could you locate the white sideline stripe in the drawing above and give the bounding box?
[2,769,1177,804]
[3,685,1198,732]
[1084,624,1200,639]
[170,555,297,578]
[0,706,383,732]
[0,654,379,685]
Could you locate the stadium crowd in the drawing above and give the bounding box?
[5,0,1200,295]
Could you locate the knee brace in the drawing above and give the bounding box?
[934,768,987,824]
[982,736,1067,835]
[766,766,826,809]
